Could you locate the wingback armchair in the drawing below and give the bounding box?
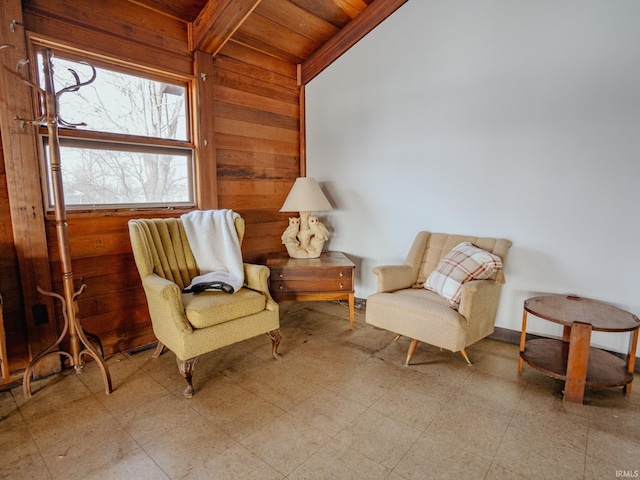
[128,215,281,397]
[366,232,511,366]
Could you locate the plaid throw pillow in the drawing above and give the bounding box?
[424,241,502,307]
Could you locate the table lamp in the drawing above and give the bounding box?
[279,177,333,258]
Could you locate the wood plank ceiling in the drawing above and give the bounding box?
[131,0,407,85]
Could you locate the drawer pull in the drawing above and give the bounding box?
[339,272,344,277]
[339,283,344,289]
[279,285,283,290]
[279,273,283,278]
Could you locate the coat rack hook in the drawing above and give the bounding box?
[9,19,23,33]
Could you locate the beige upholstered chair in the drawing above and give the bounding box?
[128,216,281,397]
[366,232,511,366]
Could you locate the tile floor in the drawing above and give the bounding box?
[1,301,639,480]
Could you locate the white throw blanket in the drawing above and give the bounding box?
[181,209,244,294]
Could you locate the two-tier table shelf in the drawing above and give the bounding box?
[518,294,640,403]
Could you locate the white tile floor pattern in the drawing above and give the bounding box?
[1,301,638,479]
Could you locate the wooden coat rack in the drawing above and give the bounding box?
[0,45,112,397]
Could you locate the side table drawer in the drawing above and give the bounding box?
[272,267,353,282]
[271,277,353,293]
[271,267,353,293]
[265,251,357,329]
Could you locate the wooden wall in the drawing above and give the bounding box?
[214,39,300,263]
[22,0,193,76]
[0,0,300,363]
[0,134,29,376]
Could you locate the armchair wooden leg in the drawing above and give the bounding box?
[267,329,282,360]
[460,349,472,366]
[405,339,419,366]
[152,341,165,358]
[394,334,402,341]
[177,356,200,398]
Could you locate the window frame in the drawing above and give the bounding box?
[29,39,197,213]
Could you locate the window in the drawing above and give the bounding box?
[34,45,195,210]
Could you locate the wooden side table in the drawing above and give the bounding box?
[266,251,356,329]
[518,294,640,403]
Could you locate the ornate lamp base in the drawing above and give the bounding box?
[281,211,329,259]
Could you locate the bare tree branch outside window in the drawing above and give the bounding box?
[36,51,193,208]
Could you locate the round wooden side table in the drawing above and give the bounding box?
[518,294,640,403]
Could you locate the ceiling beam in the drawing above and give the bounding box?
[191,0,261,55]
[299,0,408,85]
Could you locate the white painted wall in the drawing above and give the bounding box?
[306,0,640,354]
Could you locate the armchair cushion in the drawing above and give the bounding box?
[424,241,502,306]
[182,288,266,329]
[368,288,468,352]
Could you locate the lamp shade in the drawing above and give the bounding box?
[280,177,333,212]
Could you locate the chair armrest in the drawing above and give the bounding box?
[243,263,278,307]
[243,263,270,291]
[141,274,192,334]
[458,279,502,344]
[372,264,418,293]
